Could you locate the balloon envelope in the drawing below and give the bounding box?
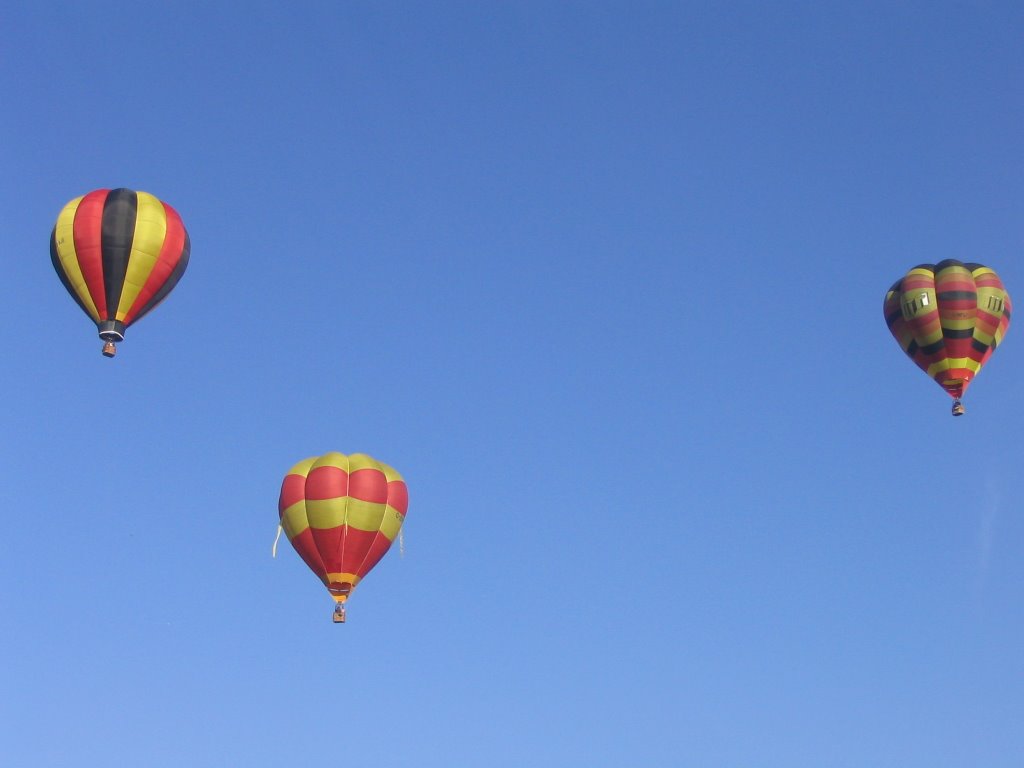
[278,452,408,606]
[50,188,190,353]
[883,260,1011,400]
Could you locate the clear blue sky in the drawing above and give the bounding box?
[2,2,1023,766]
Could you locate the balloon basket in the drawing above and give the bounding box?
[952,400,965,417]
[102,341,117,358]
[332,604,347,623]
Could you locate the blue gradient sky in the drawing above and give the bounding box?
[2,3,1023,766]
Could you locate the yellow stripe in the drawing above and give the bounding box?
[326,572,361,586]
[941,316,975,332]
[900,288,937,320]
[316,452,351,471]
[281,501,309,539]
[342,497,386,531]
[973,327,996,346]
[282,509,308,539]
[116,191,167,320]
[287,457,318,478]
[306,496,348,529]
[347,453,382,472]
[380,507,405,541]
[937,263,971,277]
[346,453,403,482]
[303,496,405,535]
[977,285,1008,321]
[309,451,404,481]
[927,357,978,377]
[53,196,100,321]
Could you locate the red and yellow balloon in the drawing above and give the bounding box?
[277,452,408,622]
[884,260,1011,414]
[50,188,190,357]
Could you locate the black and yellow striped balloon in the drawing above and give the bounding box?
[51,188,190,357]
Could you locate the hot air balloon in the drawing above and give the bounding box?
[50,188,190,357]
[884,260,1011,416]
[276,452,408,623]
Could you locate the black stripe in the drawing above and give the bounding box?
[935,259,969,271]
[943,328,974,339]
[972,339,992,354]
[134,230,190,322]
[906,340,919,356]
[937,290,976,301]
[100,188,137,322]
[921,339,945,355]
[50,227,91,318]
[885,309,902,328]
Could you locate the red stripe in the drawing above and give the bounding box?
[387,480,409,515]
[907,312,940,336]
[339,527,377,574]
[938,298,975,313]
[935,274,973,291]
[311,525,346,573]
[942,337,973,359]
[936,367,972,398]
[356,532,396,578]
[975,273,1004,290]
[122,202,186,325]
[289,527,327,580]
[73,190,110,318]
[278,474,308,514]
[967,344,989,363]
[975,309,1000,334]
[902,273,934,291]
[305,465,348,500]
[349,468,388,503]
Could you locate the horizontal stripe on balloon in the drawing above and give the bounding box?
[937,290,976,302]
[326,573,361,589]
[305,465,349,500]
[280,502,310,539]
[304,497,404,536]
[279,474,309,513]
[941,327,974,339]
[304,466,393,503]
[927,358,978,377]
